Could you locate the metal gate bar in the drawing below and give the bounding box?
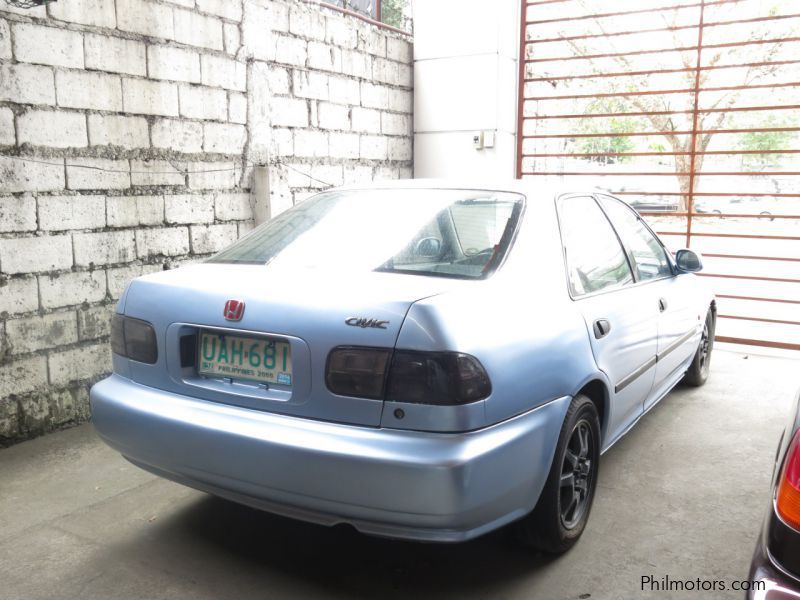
[516,0,800,351]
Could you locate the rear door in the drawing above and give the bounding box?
[596,195,700,407]
[558,195,659,444]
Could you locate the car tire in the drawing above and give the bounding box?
[683,308,715,387]
[515,394,601,554]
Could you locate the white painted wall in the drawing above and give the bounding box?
[412,0,521,179]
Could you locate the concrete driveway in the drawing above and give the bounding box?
[1,346,797,600]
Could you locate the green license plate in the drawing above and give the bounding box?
[198,331,292,386]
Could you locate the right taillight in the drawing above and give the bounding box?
[325,347,492,405]
[776,429,800,530]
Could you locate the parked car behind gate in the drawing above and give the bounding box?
[91,180,716,553]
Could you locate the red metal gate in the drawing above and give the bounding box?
[517,0,800,351]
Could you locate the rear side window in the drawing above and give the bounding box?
[597,195,673,281]
[559,196,633,297]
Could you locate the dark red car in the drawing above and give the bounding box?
[749,390,800,599]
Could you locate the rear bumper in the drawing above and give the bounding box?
[90,375,569,542]
[748,521,800,599]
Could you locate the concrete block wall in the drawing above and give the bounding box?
[0,0,413,445]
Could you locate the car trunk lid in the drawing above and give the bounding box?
[120,263,462,427]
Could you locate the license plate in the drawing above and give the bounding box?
[198,331,292,386]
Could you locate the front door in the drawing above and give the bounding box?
[595,195,699,408]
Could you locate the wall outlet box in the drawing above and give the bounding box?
[473,131,484,150]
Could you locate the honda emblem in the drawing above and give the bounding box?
[224,299,245,321]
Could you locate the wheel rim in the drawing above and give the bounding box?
[699,317,712,375]
[559,420,595,530]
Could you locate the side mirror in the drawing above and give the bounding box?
[675,249,703,273]
[415,237,442,258]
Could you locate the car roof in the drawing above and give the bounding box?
[331,177,622,199]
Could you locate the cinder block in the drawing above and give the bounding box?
[341,50,370,79]
[56,71,123,112]
[106,195,164,227]
[388,88,412,113]
[130,160,186,186]
[178,84,228,121]
[343,163,373,184]
[328,76,360,105]
[0,156,64,193]
[372,57,400,86]
[6,312,79,355]
[48,0,117,28]
[269,96,308,128]
[148,45,201,83]
[241,2,273,61]
[74,230,137,266]
[122,78,179,117]
[66,158,131,191]
[0,20,10,60]
[229,92,247,124]
[0,196,36,233]
[38,195,106,231]
[274,35,307,67]
[0,356,48,397]
[165,194,214,224]
[318,102,350,130]
[223,22,241,55]
[88,114,149,149]
[174,8,224,51]
[48,343,112,386]
[360,82,390,109]
[293,130,328,158]
[267,66,290,94]
[388,137,412,161]
[214,192,252,220]
[360,135,388,160]
[196,0,242,22]
[351,107,380,133]
[117,0,175,39]
[0,277,39,316]
[0,63,55,105]
[12,22,83,68]
[289,6,326,40]
[203,122,247,155]
[325,16,357,49]
[381,112,411,136]
[0,106,13,145]
[152,118,203,153]
[397,63,413,87]
[270,128,293,156]
[135,226,191,257]
[78,305,113,340]
[107,264,145,298]
[190,223,238,254]
[293,70,329,100]
[329,132,359,159]
[201,54,246,91]
[188,161,237,190]
[358,27,386,57]
[0,235,72,274]
[387,37,412,63]
[17,110,87,149]
[84,33,146,77]
[307,42,342,72]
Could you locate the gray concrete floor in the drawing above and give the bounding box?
[0,347,798,600]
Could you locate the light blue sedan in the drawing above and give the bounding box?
[91,180,715,553]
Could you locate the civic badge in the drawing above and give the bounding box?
[224,299,245,321]
[345,317,389,329]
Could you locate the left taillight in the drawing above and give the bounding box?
[776,429,800,531]
[111,314,158,364]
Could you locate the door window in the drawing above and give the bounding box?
[597,195,673,281]
[559,196,634,296]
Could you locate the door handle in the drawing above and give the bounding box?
[593,319,611,339]
[659,298,668,312]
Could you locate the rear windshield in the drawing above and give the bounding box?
[208,189,525,279]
